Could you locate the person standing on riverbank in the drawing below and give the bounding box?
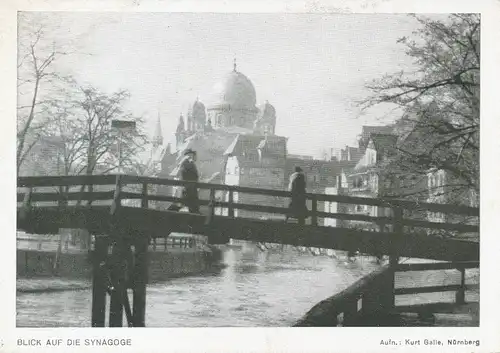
[285,166,308,225]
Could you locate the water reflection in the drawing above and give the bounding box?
[17,244,381,327]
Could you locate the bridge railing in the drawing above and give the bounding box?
[294,260,479,327]
[394,260,479,308]
[17,174,479,238]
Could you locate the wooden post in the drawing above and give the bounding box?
[205,188,216,243]
[132,238,148,327]
[54,232,63,272]
[343,299,360,326]
[141,182,148,209]
[228,190,235,218]
[109,241,125,327]
[109,175,124,327]
[310,195,317,226]
[110,175,122,218]
[91,236,108,327]
[388,207,403,310]
[455,266,466,305]
[19,188,33,231]
[208,188,216,221]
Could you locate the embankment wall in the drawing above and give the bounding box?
[17,248,221,281]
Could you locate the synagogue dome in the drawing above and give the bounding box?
[209,62,257,110]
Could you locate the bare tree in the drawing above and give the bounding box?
[44,85,148,177]
[361,14,480,203]
[17,13,77,175]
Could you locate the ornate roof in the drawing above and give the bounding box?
[188,99,207,122]
[256,100,276,121]
[208,64,257,110]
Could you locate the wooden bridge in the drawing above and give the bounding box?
[17,174,479,327]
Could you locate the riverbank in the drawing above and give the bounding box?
[17,245,222,281]
[17,278,92,294]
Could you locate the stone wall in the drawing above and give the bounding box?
[17,248,220,281]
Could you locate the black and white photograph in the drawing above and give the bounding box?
[5,3,493,349]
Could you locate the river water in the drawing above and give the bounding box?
[17,243,382,327]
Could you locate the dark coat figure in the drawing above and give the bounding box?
[286,167,308,225]
[179,149,200,213]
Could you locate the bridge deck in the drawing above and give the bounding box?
[17,204,479,262]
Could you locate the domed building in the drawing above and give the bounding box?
[148,61,287,215]
[148,61,343,221]
[207,62,260,130]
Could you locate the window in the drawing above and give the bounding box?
[217,114,222,126]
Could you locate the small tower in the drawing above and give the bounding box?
[188,98,207,133]
[152,112,163,149]
[175,113,185,149]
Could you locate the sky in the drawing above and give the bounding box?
[20,12,423,158]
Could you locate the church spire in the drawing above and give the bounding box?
[152,111,163,148]
[177,113,185,132]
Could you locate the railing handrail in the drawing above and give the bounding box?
[396,261,479,272]
[17,174,479,217]
[16,194,479,234]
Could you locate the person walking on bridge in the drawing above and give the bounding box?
[285,166,308,225]
[179,148,200,214]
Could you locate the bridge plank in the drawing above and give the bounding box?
[396,261,479,272]
[394,284,478,295]
[401,218,478,233]
[17,191,115,203]
[18,174,119,187]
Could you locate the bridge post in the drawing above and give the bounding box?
[19,187,33,232]
[127,183,150,327]
[455,266,466,305]
[228,190,235,218]
[310,195,318,226]
[132,238,148,327]
[108,241,126,327]
[388,207,403,310]
[91,235,108,327]
[141,182,148,208]
[109,175,124,327]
